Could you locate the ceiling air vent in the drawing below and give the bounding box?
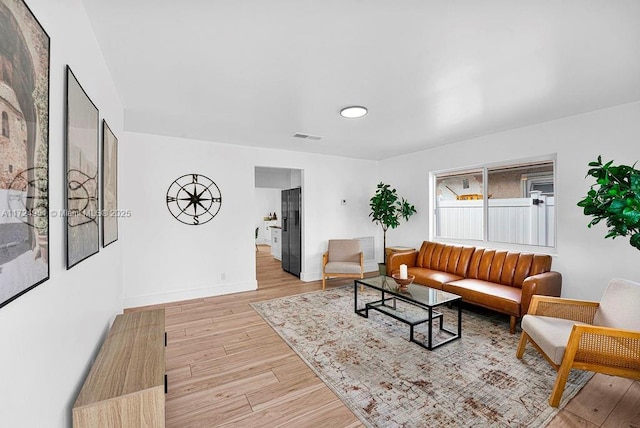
[293,133,322,141]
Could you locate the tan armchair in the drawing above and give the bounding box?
[516,278,640,407]
[322,239,364,290]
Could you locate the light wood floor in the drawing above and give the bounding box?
[129,245,640,427]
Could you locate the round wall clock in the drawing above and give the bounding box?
[166,174,222,225]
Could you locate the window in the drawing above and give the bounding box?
[520,171,554,197]
[2,111,9,137]
[433,157,555,248]
[435,169,484,241]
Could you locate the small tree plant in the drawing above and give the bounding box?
[369,182,417,263]
[577,155,640,250]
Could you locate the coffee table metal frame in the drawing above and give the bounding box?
[354,276,462,350]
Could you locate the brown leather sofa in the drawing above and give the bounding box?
[387,241,562,333]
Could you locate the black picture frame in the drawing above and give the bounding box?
[65,66,99,269]
[0,0,50,308]
[101,120,117,247]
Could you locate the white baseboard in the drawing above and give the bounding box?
[123,280,257,308]
[300,271,319,282]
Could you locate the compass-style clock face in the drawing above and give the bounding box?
[166,174,222,225]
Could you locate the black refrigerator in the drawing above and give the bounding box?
[281,187,301,277]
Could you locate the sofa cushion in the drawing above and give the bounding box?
[593,278,640,331]
[416,242,474,277]
[521,315,586,365]
[327,239,360,263]
[466,249,552,288]
[409,267,463,290]
[444,278,522,316]
[324,261,361,274]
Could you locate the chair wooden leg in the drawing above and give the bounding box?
[322,276,326,291]
[516,331,529,359]
[510,316,517,334]
[549,360,572,407]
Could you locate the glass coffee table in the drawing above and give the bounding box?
[354,276,462,350]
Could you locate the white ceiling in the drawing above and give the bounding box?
[81,0,640,160]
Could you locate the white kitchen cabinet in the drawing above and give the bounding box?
[262,220,278,244]
[271,227,282,260]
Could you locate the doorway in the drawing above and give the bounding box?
[254,166,303,288]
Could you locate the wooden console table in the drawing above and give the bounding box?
[72,309,166,427]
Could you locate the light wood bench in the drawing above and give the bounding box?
[72,309,166,427]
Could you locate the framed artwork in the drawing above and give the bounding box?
[102,120,117,247]
[66,66,99,269]
[0,0,50,308]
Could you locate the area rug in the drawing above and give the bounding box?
[251,286,593,428]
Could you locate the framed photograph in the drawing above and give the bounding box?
[102,120,117,247]
[66,66,99,269]
[0,0,50,308]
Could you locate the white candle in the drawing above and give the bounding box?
[399,264,408,280]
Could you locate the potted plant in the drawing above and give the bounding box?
[369,182,417,272]
[577,156,640,250]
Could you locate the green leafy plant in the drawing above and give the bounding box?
[577,156,640,250]
[369,182,417,262]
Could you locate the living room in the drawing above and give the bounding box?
[0,0,639,426]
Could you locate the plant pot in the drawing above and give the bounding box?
[378,263,387,276]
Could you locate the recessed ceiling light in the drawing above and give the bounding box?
[340,106,368,118]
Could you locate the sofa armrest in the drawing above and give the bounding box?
[521,271,563,316]
[548,322,640,406]
[527,295,599,323]
[567,324,640,368]
[387,251,418,275]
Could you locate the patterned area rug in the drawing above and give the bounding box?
[251,286,592,428]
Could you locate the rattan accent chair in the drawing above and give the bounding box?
[516,278,640,407]
[321,239,364,290]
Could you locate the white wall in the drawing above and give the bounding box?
[380,101,640,301]
[255,167,293,188]
[0,0,124,426]
[121,132,379,306]
[255,188,281,244]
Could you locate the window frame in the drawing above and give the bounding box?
[430,154,557,253]
[2,111,9,137]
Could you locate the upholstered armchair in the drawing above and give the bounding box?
[322,239,364,290]
[516,278,640,407]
